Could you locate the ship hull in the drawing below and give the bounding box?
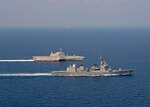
[32,56,84,61]
[50,70,133,76]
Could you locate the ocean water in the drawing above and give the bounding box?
[0,27,150,107]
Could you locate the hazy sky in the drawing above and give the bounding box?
[0,0,150,27]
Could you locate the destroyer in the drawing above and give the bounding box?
[50,57,133,76]
[32,49,84,61]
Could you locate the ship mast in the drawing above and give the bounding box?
[100,56,105,66]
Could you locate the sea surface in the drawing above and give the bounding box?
[0,27,150,107]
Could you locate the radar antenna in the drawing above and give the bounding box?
[59,48,63,52]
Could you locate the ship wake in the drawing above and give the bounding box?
[0,73,52,77]
[0,59,34,62]
[0,73,131,77]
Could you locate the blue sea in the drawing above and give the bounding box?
[0,27,150,107]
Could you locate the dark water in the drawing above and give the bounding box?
[0,28,150,107]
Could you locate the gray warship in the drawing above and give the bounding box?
[32,49,85,61]
[50,57,133,76]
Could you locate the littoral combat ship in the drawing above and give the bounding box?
[32,49,84,62]
[50,57,133,76]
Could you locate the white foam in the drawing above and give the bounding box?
[101,74,120,76]
[0,73,52,77]
[0,59,34,62]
